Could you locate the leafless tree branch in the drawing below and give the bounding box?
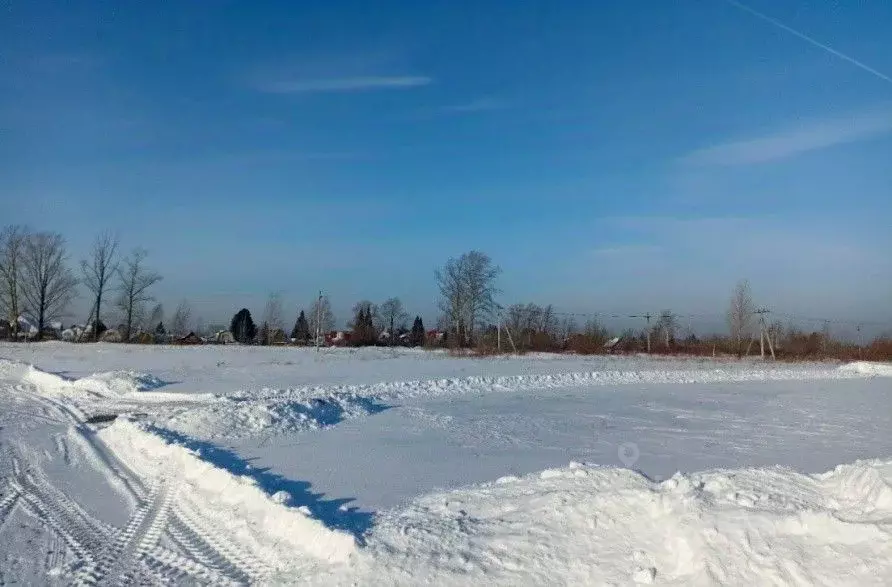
[116,248,162,341]
[20,232,78,339]
[81,231,119,340]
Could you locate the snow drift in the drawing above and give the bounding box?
[23,365,167,398]
[97,418,356,573]
[163,361,879,439]
[307,460,892,585]
[839,361,892,378]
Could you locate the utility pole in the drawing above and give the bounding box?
[644,313,652,353]
[857,323,863,359]
[754,308,774,360]
[659,310,674,348]
[315,290,322,352]
[497,312,501,353]
[496,310,517,354]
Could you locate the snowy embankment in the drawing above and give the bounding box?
[310,459,892,585]
[154,360,892,439]
[3,349,892,584]
[97,419,356,572]
[840,361,892,377]
[12,356,892,440]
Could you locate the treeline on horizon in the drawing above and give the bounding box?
[2,226,890,361]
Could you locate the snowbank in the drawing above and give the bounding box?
[23,365,167,398]
[165,362,872,439]
[839,361,892,378]
[97,419,356,571]
[163,392,385,439]
[307,460,892,585]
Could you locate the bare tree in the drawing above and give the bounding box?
[655,310,677,348]
[142,302,164,333]
[171,299,192,337]
[436,254,467,345]
[379,297,409,344]
[463,251,501,345]
[436,251,501,346]
[194,316,206,338]
[81,231,119,341]
[727,280,754,357]
[0,225,27,338]
[116,248,162,341]
[505,303,548,348]
[308,294,335,342]
[539,304,557,339]
[262,292,284,344]
[560,317,578,342]
[20,232,78,339]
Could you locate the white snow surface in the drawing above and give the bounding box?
[97,418,356,568]
[840,360,892,377]
[1,343,891,584]
[308,460,892,585]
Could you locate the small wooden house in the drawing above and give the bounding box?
[175,332,204,345]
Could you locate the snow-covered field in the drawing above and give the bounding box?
[1,343,891,584]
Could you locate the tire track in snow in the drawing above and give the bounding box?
[142,547,243,586]
[82,478,174,586]
[169,500,270,583]
[0,483,19,533]
[13,482,98,573]
[3,368,271,584]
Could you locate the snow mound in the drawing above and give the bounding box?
[76,370,167,395]
[163,392,387,439]
[162,362,869,439]
[308,460,892,585]
[97,419,356,571]
[23,365,166,398]
[306,362,870,404]
[839,361,892,377]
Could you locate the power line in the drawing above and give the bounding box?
[499,306,892,329]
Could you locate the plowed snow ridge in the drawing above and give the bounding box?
[97,419,356,569]
[3,351,892,584]
[10,358,892,439]
[166,361,890,438]
[306,459,892,585]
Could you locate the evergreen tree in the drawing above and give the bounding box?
[291,310,311,344]
[351,304,380,346]
[410,316,425,347]
[230,308,256,344]
[154,322,166,336]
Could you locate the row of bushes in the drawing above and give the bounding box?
[469,327,892,361]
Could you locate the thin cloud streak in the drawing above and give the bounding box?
[258,75,432,94]
[680,110,892,166]
[723,0,892,84]
[439,98,506,114]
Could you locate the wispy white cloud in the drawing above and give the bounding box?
[257,75,432,94]
[438,97,506,114]
[680,109,892,166]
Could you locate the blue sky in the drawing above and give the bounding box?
[2,0,891,332]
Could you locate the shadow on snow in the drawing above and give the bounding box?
[143,401,391,542]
